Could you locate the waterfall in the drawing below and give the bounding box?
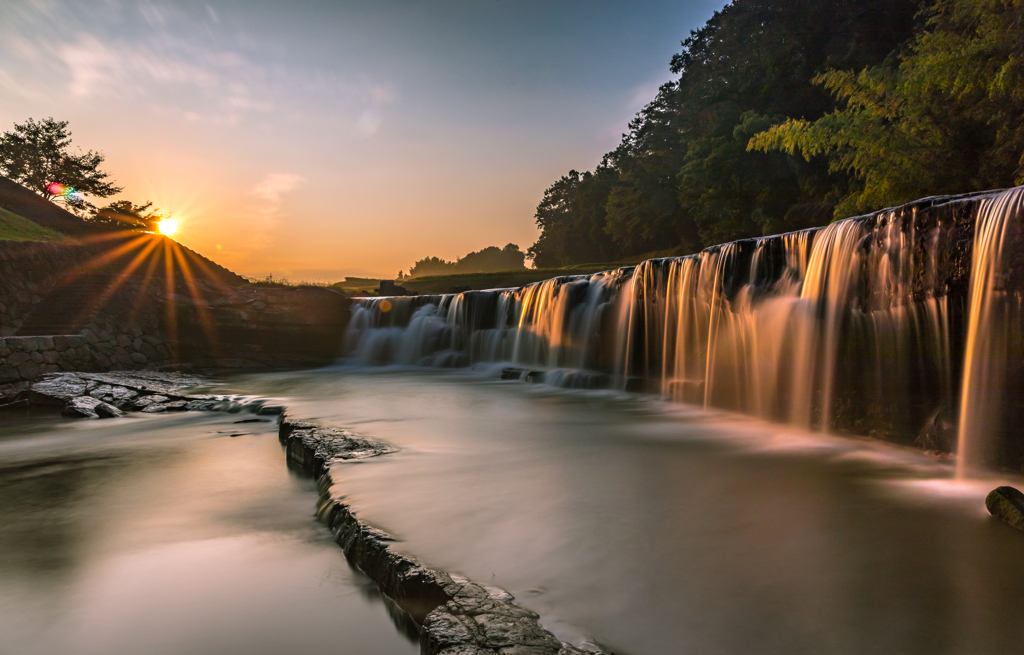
[957,187,1024,474]
[343,187,1024,466]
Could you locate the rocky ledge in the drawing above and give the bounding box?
[278,415,609,655]
[2,370,276,418]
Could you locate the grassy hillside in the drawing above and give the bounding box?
[0,206,64,242]
[0,176,106,237]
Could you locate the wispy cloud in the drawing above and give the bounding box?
[1,2,395,131]
[252,173,304,204]
[246,173,305,250]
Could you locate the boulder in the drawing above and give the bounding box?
[986,486,1024,531]
[62,396,103,418]
[95,402,123,418]
[61,395,122,419]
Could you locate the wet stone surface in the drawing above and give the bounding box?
[277,414,610,655]
[17,371,257,418]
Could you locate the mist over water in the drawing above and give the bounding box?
[0,412,416,655]
[344,187,1024,469]
[235,368,1024,655]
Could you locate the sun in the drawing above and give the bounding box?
[157,219,178,236]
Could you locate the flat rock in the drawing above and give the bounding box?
[472,614,562,650]
[986,486,1024,531]
[134,395,169,408]
[437,647,497,655]
[287,423,397,462]
[88,384,115,400]
[80,371,205,395]
[423,608,480,649]
[30,374,88,405]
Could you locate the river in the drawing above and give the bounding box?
[0,408,417,655]
[5,367,1024,654]
[236,366,1024,655]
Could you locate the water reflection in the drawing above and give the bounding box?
[234,368,1024,655]
[0,412,416,655]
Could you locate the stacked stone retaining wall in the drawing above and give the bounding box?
[0,238,350,387]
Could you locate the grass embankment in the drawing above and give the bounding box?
[334,256,667,296]
[397,264,629,295]
[0,206,65,242]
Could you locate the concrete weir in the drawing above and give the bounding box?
[278,414,607,655]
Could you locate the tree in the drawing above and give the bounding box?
[408,256,455,277]
[528,0,919,263]
[454,243,527,272]
[0,118,121,214]
[408,244,529,277]
[91,200,167,232]
[749,0,1024,217]
[529,165,619,267]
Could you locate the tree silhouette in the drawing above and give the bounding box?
[0,117,121,214]
[91,200,167,232]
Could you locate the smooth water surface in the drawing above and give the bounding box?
[235,367,1024,655]
[0,409,417,655]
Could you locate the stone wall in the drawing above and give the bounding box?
[0,241,86,336]
[0,237,350,390]
[0,331,172,385]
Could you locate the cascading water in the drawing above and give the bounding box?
[956,187,1024,474]
[343,187,1024,467]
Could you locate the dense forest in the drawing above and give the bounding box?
[406,243,527,277]
[528,0,1024,266]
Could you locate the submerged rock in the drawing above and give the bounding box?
[986,486,1024,531]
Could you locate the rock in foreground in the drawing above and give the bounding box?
[986,486,1024,531]
[23,371,259,418]
[278,414,611,655]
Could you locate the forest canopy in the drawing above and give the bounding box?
[528,0,1024,267]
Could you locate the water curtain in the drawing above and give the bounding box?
[345,187,1024,465]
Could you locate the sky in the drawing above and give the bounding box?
[0,0,723,280]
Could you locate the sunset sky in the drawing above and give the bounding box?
[1,0,722,280]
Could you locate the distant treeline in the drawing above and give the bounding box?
[406,243,527,277]
[528,0,1024,267]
